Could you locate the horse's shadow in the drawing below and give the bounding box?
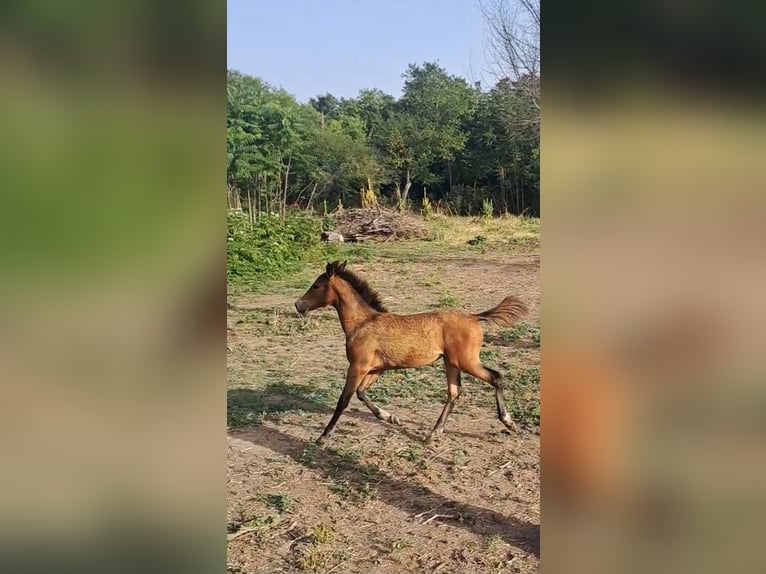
[229,385,427,443]
[227,383,333,423]
[228,387,539,559]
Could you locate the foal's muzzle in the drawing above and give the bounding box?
[295,300,309,316]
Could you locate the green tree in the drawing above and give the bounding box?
[454,78,539,214]
[226,71,269,190]
[227,69,324,215]
[309,93,341,126]
[376,63,479,206]
[226,61,539,217]
[348,89,397,139]
[301,115,382,208]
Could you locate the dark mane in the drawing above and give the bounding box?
[333,266,388,313]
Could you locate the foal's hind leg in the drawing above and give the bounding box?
[462,361,520,433]
[356,373,401,425]
[425,362,462,443]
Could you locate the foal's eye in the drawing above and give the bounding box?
[311,284,320,290]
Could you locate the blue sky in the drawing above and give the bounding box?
[227,0,487,102]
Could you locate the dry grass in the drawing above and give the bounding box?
[428,213,540,247]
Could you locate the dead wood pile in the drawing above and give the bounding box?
[328,207,430,242]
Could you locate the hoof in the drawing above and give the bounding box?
[423,431,439,444]
[315,436,326,445]
[389,415,401,425]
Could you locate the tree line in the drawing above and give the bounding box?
[227,61,539,217]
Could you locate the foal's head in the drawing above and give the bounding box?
[294,260,347,316]
[295,260,388,316]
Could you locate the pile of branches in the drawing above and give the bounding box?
[326,207,431,242]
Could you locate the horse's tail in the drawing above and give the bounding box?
[474,296,528,328]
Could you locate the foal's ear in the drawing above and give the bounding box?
[339,260,347,271]
[325,262,335,276]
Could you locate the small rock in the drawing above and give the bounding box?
[321,231,345,243]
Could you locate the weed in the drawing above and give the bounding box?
[356,482,379,502]
[230,514,282,542]
[311,523,333,544]
[244,514,281,530]
[361,185,378,209]
[389,538,411,553]
[467,234,486,246]
[480,346,501,362]
[481,198,493,219]
[329,479,352,498]
[421,195,433,219]
[298,546,327,573]
[398,447,422,462]
[300,443,320,466]
[484,534,505,553]
[328,479,378,503]
[331,445,363,463]
[500,321,540,344]
[264,493,294,513]
[437,290,459,308]
[226,409,263,429]
[358,462,380,479]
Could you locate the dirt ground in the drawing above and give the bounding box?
[227,216,540,573]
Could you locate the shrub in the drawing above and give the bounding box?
[227,211,321,285]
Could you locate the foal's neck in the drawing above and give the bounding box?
[332,279,377,337]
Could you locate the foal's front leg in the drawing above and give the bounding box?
[317,364,367,444]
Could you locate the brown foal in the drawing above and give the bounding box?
[295,261,528,444]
